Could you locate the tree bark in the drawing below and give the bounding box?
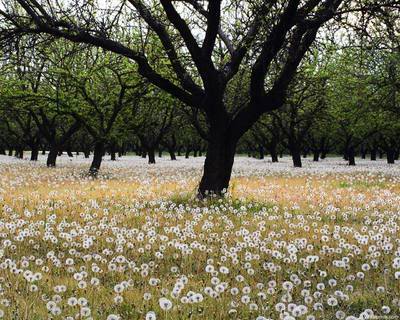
[16,147,24,159]
[198,134,236,197]
[148,148,156,164]
[168,147,176,160]
[387,149,395,164]
[348,146,356,166]
[185,148,190,159]
[313,151,320,162]
[158,149,163,158]
[370,148,377,161]
[110,143,116,161]
[291,149,302,167]
[8,149,13,156]
[47,146,58,167]
[90,141,104,174]
[84,149,90,158]
[30,145,39,161]
[258,145,264,160]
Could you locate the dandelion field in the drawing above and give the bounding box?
[0,155,399,320]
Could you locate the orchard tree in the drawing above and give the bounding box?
[1,0,399,196]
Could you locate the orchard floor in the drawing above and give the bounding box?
[0,155,399,320]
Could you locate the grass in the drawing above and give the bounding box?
[0,162,399,319]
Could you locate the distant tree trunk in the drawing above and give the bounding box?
[0,147,5,155]
[199,149,203,157]
[42,149,46,155]
[47,146,58,167]
[8,149,13,156]
[167,144,177,160]
[141,151,147,158]
[110,144,116,161]
[185,148,190,159]
[290,142,302,167]
[379,150,384,159]
[292,150,302,167]
[158,149,163,158]
[193,149,198,157]
[84,149,90,158]
[313,151,320,162]
[169,148,176,160]
[30,145,39,161]
[370,148,377,161]
[16,147,24,159]
[58,150,63,156]
[177,146,182,157]
[320,151,327,159]
[90,141,104,174]
[348,146,356,166]
[279,151,283,158]
[67,148,73,157]
[258,145,264,160]
[387,149,395,164]
[361,146,366,159]
[395,149,399,161]
[148,148,156,164]
[302,150,308,158]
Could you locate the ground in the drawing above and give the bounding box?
[0,155,399,320]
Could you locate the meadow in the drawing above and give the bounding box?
[0,155,399,320]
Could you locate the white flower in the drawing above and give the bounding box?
[159,298,172,311]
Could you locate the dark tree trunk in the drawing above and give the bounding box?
[42,149,46,155]
[118,150,123,157]
[291,149,302,168]
[279,151,283,158]
[30,145,39,161]
[193,150,198,157]
[379,150,383,159]
[185,148,190,159]
[67,148,73,157]
[141,151,147,158]
[0,147,5,155]
[387,149,395,164]
[84,149,90,158]
[90,141,104,174]
[271,152,278,163]
[361,147,366,159]
[258,145,264,160]
[302,151,308,158]
[76,151,80,156]
[370,148,377,161]
[313,151,320,162]
[177,146,182,157]
[168,147,176,160]
[348,146,356,166]
[148,148,156,164]
[47,146,58,167]
[198,135,236,197]
[111,151,116,161]
[110,144,116,161]
[58,150,63,156]
[395,149,399,161]
[320,151,327,159]
[158,149,163,158]
[169,149,176,160]
[8,149,13,156]
[16,147,24,159]
[199,149,203,157]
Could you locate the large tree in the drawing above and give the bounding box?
[1,0,399,196]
